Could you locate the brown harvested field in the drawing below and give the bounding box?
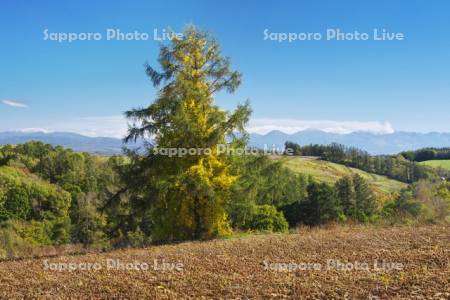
[0,225,449,299]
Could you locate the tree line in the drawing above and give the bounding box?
[400,147,450,162]
[284,142,437,183]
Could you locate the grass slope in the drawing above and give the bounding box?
[277,156,407,194]
[0,225,447,299]
[419,159,450,171]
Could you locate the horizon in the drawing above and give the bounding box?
[1,0,450,136]
[4,127,450,139]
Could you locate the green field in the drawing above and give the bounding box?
[419,159,450,170]
[276,156,407,194]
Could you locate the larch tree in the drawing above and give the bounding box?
[124,26,251,241]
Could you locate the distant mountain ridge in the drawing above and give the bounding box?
[1,130,450,155]
[249,130,450,155]
[0,131,125,155]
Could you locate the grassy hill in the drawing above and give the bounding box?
[275,156,407,194]
[419,159,450,170]
[0,225,447,299]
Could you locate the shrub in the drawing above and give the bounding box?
[244,205,288,233]
[72,192,109,249]
[0,220,51,259]
[126,227,149,248]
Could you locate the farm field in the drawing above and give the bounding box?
[0,225,448,299]
[278,156,407,194]
[419,160,450,171]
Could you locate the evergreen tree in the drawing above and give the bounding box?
[352,174,377,222]
[124,26,251,241]
[335,176,355,218]
[305,180,341,225]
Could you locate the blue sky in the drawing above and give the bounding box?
[1,0,449,137]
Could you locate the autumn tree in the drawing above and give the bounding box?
[124,26,251,241]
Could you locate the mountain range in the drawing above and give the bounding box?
[250,130,450,155]
[1,130,450,155]
[0,131,127,155]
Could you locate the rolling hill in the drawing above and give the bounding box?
[419,159,450,170]
[276,156,407,194]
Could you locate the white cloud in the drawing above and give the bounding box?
[2,100,29,108]
[247,118,395,135]
[12,116,129,138]
[19,128,52,133]
[45,115,129,138]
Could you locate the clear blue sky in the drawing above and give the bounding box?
[1,0,449,136]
